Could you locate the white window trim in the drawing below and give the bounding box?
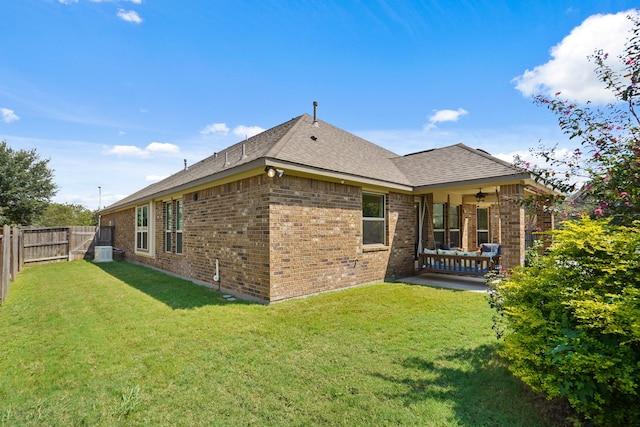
[477,207,490,245]
[362,192,387,246]
[135,202,155,257]
[165,201,173,253]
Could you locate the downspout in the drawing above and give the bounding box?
[213,258,220,291]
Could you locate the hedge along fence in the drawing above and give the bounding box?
[0,226,114,305]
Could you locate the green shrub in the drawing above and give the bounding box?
[488,217,640,426]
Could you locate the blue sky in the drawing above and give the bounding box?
[1,1,638,209]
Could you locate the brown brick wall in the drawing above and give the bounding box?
[184,176,271,300]
[100,208,134,256]
[102,174,417,303]
[386,192,417,278]
[268,178,415,302]
[500,184,525,268]
[536,200,555,252]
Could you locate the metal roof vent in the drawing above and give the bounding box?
[312,101,319,127]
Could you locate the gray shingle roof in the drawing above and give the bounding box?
[103,114,529,212]
[391,143,526,188]
[266,114,410,186]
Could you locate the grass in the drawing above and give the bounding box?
[0,260,566,426]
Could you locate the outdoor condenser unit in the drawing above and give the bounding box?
[94,246,113,262]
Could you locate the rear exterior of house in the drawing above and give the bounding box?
[100,113,554,303]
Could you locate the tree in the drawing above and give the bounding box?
[0,140,57,226]
[516,12,640,225]
[36,203,97,227]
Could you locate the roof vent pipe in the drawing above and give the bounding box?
[184,159,188,170]
[241,143,247,159]
[312,101,319,127]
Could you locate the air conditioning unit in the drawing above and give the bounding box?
[94,246,113,262]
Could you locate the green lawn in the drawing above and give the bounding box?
[0,261,564,426]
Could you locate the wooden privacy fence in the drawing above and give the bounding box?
[0,225,20,306]
[0,225,114,305]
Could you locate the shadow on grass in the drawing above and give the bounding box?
[94,261,251,310]
[373,343,575,427]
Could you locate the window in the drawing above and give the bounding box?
[363,193,385,245]
[176,200,183,254]
[136,204,149,251]
[433,203,445,248]
[165,202,173,252]
[163,200,183,254]
[449,205,460,248]
[477,207,489,245]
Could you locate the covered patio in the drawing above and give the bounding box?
[414,182,555,272]
[399,145,558,273]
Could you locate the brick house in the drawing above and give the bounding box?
[100,111,553,303]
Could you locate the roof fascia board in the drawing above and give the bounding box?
[413,173,534,193]
[102,157,415,214]
[101,159,269,213]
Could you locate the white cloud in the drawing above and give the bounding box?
[105,145,147,157]
[104,142,179,158]
[200,122,230,136]
[58,0,78,3]
[424,108,468,129]
[233,125,265,138]
[513,10,639,104]
[0,108,20,123]
[117,9,143,24]
[146,142,179,154]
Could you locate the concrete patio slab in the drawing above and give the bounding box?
[398,272,489,293]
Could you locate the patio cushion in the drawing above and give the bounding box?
[481,243,501,255]
[423,249,437,255]
[458,251,478,257]
[438,249,457,256]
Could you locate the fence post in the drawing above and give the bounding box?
[1,225,10,305]
[67,227,72,261]
[11,226,19,280]
[18,228,24,272]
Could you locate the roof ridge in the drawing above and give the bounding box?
[263,114,308,158]
[455,143,519,170]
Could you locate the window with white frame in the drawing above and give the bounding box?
[477,207,489,245]
[433,203,445,248]
[163,200,183,254]
[362,193,385,245]
[176,200,183,254]
[165,201,173,252]
[449,205,461,248]
[136,204,149,251]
